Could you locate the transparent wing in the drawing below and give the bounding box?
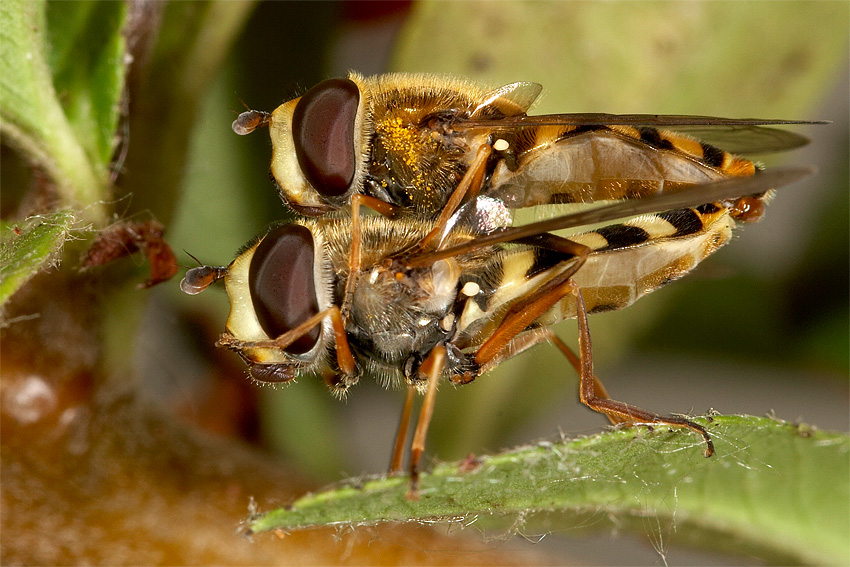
[454,114,827,154]
[660,125,816,154]
[471,82,543,118]
[404,166,816,267]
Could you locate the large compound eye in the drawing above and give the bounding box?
[249,224,320,355]
[291,78,360,198]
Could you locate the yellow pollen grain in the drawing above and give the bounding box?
[379,117,420,168]
[376,115,436,192]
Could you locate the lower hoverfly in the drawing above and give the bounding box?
[182,166,813,496]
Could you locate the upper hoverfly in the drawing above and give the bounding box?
[233,72,814,221]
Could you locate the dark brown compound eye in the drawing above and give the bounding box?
[249,224,320,355]
[291,78,360,198]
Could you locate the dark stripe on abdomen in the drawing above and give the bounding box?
[696,202,722,215]
[657,208,703,237]
[638,127,674,150]
[596,224,651,251]
[700,142,726,167]
[526,247,574,278]
[555,124,606,142]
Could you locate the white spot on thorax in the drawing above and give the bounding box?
[461,281,481,297]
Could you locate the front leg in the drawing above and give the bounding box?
[341,194,402,320]
[218,305,357,380]
[415,143,493,251]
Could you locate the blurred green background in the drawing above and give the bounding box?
[87,1,847,564]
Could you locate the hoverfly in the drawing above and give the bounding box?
[233,72,814,219]
[233,72,821,317]
[181,166,814,496]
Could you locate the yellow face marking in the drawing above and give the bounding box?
[223,244,291,364]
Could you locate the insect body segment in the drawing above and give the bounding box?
[483,124,757,213]
[249,73,537,216]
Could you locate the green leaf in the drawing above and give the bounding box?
[45,1,127,169]
[249,415,849,565]
[0,0,126,223]
[0,210,78,307]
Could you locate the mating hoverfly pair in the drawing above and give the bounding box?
[182,72,817,495]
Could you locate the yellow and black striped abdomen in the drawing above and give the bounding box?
[568,203,733,314]
[485,125,756,209]
[606,125,756,177]
[454,203,735,350]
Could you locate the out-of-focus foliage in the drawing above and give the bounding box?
[0,0,125,221]
[394,2,847,116]
[0,210,77,306]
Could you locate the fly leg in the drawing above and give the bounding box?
[341,194,402,319]
[409,143,493,253]
[389,384,416,473]
[542,329,626,425]
[452,234,713,455]
[470,326,623,426]
[567,282,715,456]
[469,238,590,367]
[218,305,357,380]
[406,344,447,500]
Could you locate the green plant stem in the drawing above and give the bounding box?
[0,0,108,224]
